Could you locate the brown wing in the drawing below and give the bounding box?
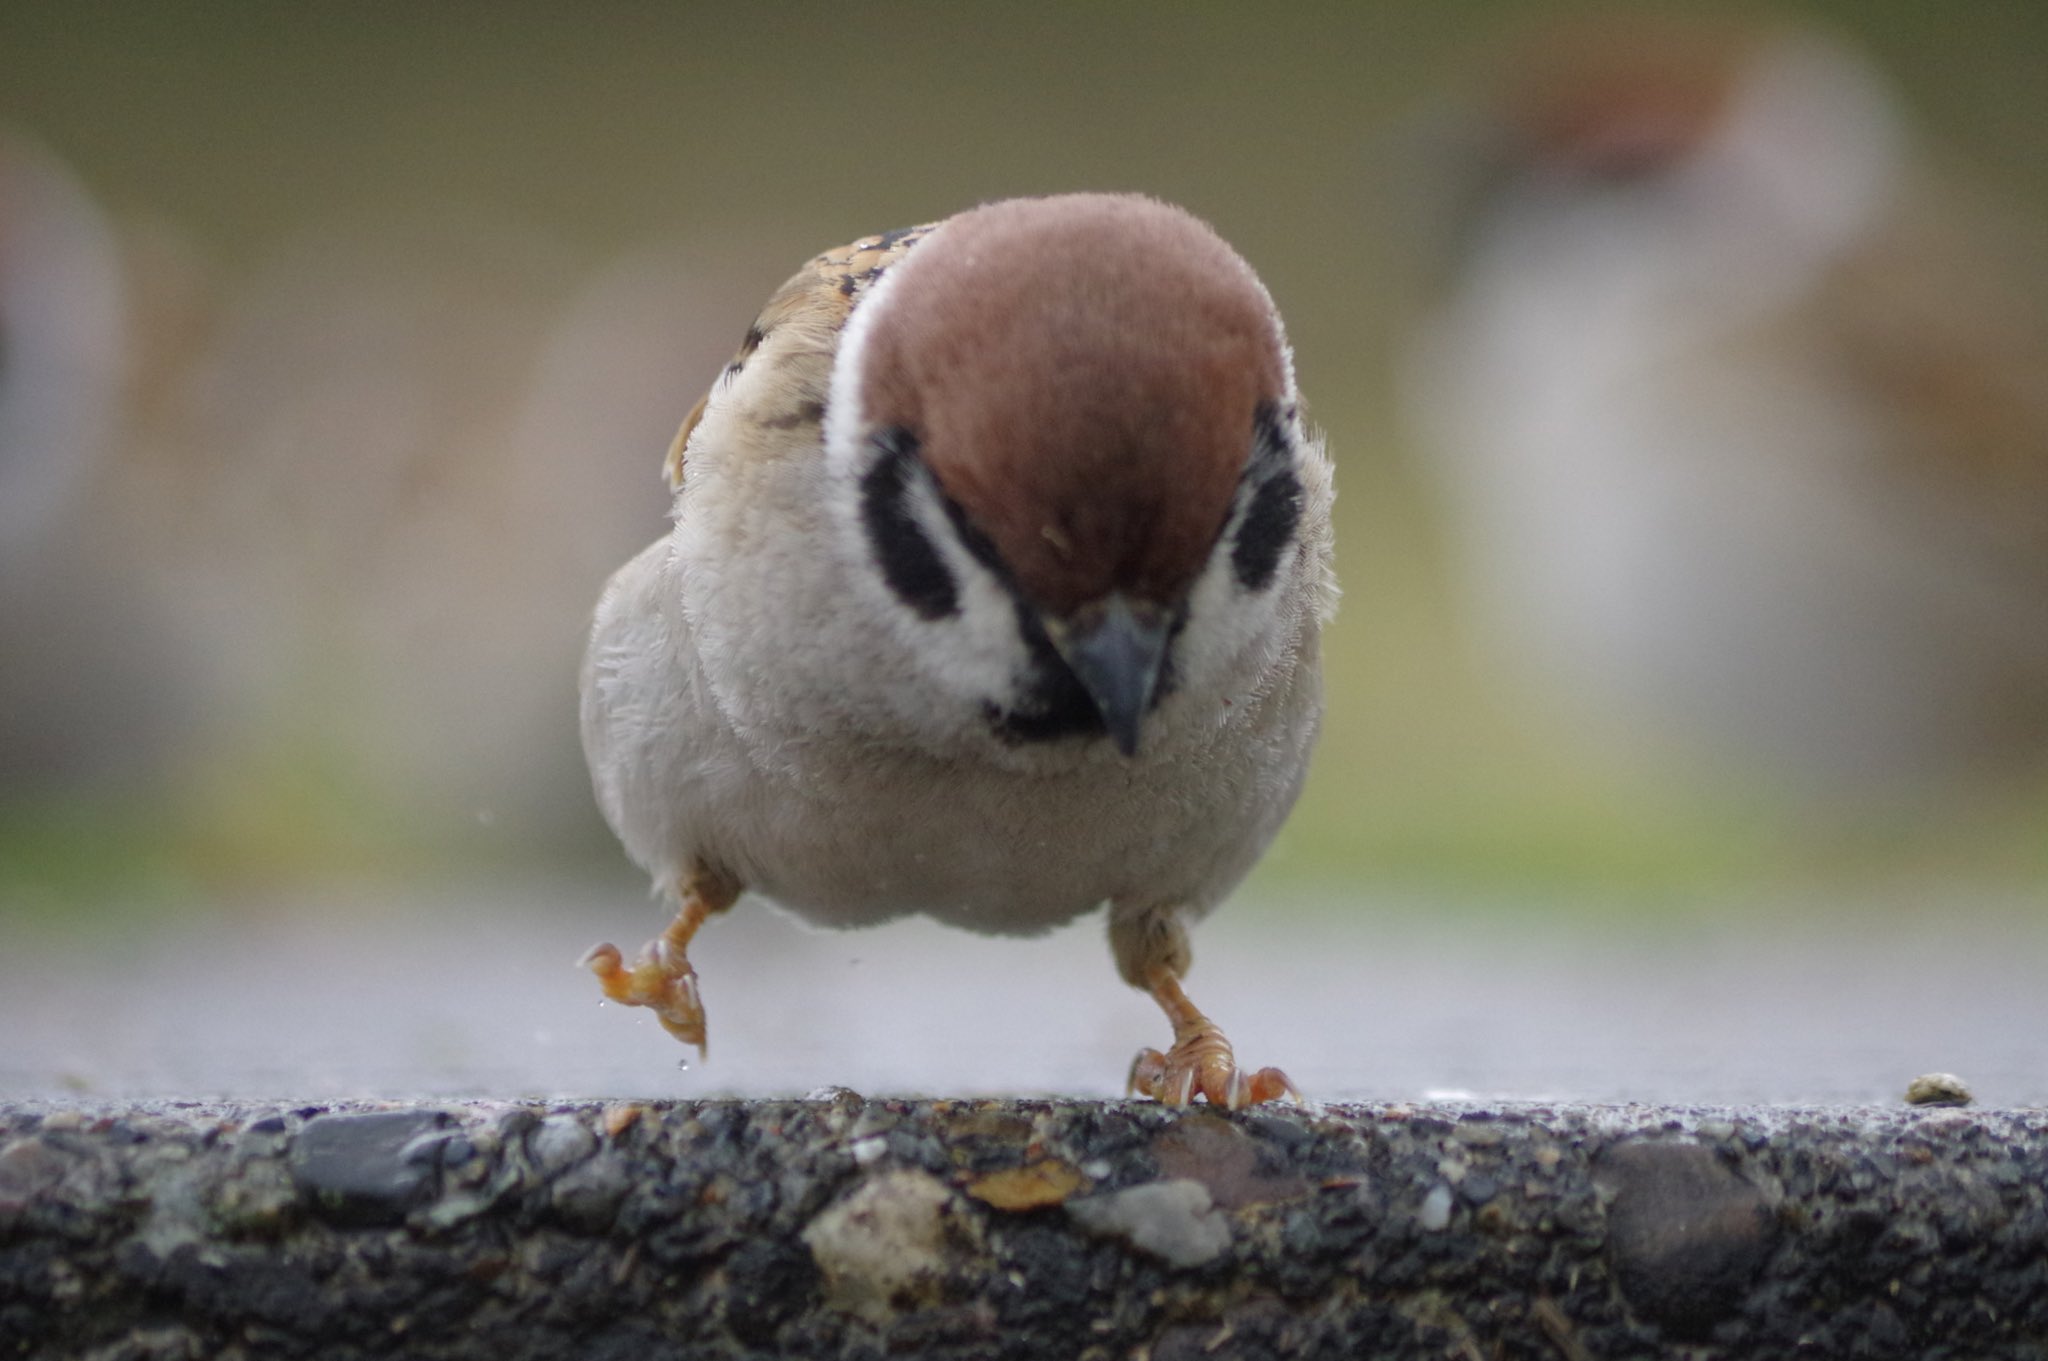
[663,222,938,490]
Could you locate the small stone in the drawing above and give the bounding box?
[1904,1073,1973,1108]
[1067,1179,1231,1269]
[965,1160,1087,1212]
[527,1116,597,1177]
[291,1111,451,1227]
[1596,1139,1775,1338]
[1152,1116,1308,1209]
[0,1137,69,1221]
[208,1157,299,1235]
[805,1085,866,1104]
[550,1155,631,1233]
[417,1190,496,1233]
[1459,1172,1499,1206]
[1245,1113,1313,1147]
[601,1104,646,1137]
[803,1169,981,1323]
[1418,1182,1455,1231]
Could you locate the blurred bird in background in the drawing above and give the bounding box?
[0,157,756,870]
[131,223,757,856]
[0,127,193,795]
[1400,15,2048,806]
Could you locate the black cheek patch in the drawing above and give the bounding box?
[1231,468,1302,592]
[859,431,959,620]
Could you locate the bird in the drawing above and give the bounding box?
[0,127,169,792]
[577,192,1336,1107]
[1399,18,2048,799]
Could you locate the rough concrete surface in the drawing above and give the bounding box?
[5,1095,2048,1359]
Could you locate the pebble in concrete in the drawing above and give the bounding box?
[289,1109,452,1227]
[801,1167,983,1324]
[1067,1178,1232,1268]
[1595,1138,1776,1339]
[1905,1073,1974,1108]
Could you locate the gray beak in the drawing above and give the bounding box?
[1050,594,1171,758]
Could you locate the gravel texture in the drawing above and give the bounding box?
[5,1095,2048,1359]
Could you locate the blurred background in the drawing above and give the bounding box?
[2,3,2045,1101]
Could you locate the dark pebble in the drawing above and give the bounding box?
[291,1109,453,1227]
[1596,1139,1775,1338]
[1245,1113,1314,1148]
[1458,1172,1499,1206]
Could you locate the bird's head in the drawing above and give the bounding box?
[826,193,1319,758]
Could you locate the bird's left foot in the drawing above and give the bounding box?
[580,871,736,1058]
[580,934,708,1055]
[1127,974,1300,1109]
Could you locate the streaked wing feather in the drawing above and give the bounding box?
[663,222,938,489]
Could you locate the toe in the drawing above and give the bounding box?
[1127,1047,1168,1100]
[1243,1066,1302,1106]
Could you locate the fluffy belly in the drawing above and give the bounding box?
[701,744,1268,936]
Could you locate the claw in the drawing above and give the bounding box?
[581,931,709,1058]
[1127,1047,1164,1097]
[1128,970,1302,1109]
[585,870,739,1064]
[1243,1066,1303,1106]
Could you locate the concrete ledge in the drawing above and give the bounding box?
[3,1097,2044,1358]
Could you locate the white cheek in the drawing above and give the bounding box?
[1178,557,1276,692]
[904,473,1031,698]
[823,451,1030,724]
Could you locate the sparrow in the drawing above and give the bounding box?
[1399,17,2048,796]
[0,127,170,789]
[578,192,1336,1107]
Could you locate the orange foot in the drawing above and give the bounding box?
[581,934,708,1054]
[1128,1032,1300,1109]
[1128,972,1301,1109]
[581,875,734,1057]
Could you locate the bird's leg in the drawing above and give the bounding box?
[580,863,741,1058]
[1111,904,1300,1110]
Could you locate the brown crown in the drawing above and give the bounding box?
[855,193,1287,616]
